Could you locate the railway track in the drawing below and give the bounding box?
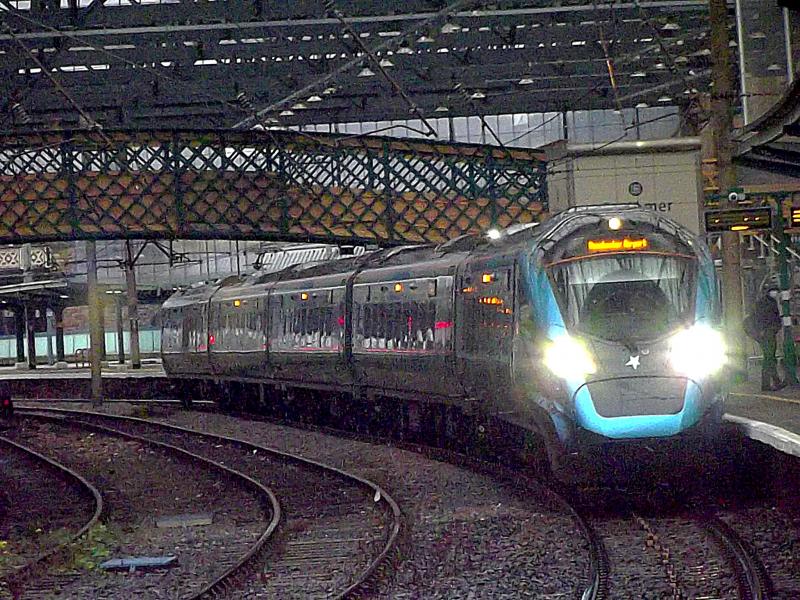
[571,488,772,600]
[15,407,401,599]
[0,434,103,599]
[8,411,280,599]
[205,405,607,600]
[13,399,786,600]
[211,402,779,600]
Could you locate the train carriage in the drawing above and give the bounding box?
[161,205,726,470]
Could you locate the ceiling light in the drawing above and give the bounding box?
[358,66,375,77]
[379,58,395,68]
[292,102,308,110]
[323,87,337,95]
[307,95,323,102]
[435,105,449,112]
[518,77,534,85]
[662,23,680,31]
[635,102,649,108]
[470,91,486,99]
[657,96,672,103]
[767,63,783,72]
[750,31,766,39]
[397,45,414,55]
[631,71,647,78]
[280,109,295,116]
[417,35,435,44]
[441,22,461,34]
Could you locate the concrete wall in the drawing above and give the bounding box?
[544,139,703,233]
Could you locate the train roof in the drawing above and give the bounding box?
[159,206,702,308]
[536,204,697,248]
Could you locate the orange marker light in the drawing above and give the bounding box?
[233,299,241,307]
[394,283,403,292]
[482,273,494,284]
[301,292,309,301]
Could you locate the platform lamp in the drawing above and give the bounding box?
[772,194,798,385]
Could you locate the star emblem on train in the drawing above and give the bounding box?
[626,355,641,370]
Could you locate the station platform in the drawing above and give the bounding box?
[0,360,165,379]
[726,384,800,459]
[0,360,171,400]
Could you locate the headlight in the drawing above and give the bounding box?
[543,335,597,380]
[669,325,726,379]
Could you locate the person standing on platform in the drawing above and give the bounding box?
[744,287,785,392]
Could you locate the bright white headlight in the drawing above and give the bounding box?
[669,325,726,380]
[543,335,597,380]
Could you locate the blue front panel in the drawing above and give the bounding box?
[522,248,713,441]
[573,380,704,439]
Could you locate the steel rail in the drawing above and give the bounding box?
[15,406,402,600]
[702,514,772,600]
[13,410,282,600]
[228,406,607,600]
[0,435,104,596]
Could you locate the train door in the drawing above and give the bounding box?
[456,260,516,404]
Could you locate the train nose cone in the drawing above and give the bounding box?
[583,377,687,418]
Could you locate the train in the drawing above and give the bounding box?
[160,205,727,471]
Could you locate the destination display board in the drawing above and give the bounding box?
[704,207,772,232]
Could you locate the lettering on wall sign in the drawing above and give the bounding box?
[643,202,674,212]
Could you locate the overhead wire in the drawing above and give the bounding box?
[2,24,113,146]
[0,1,335,146]
[501,25,702,146]
[232,0,481,129]
[633,0,709,128]
[323,0,438,137]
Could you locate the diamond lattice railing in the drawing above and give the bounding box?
[0,130,548,244]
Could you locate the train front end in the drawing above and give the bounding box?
[524,209,725,447]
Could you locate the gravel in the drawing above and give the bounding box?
[0,435,94,584]
[5,418,267,600]
[145,406,592,599]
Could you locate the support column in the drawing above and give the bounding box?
[24,304,36,370]
[45,307,55,366]
[710,0,745,371]
[125,241,141,369]
[86,241,103,406]
[115,295,125,365]
[55,304,66,367]
[14,307,25,366]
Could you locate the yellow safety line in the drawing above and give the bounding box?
[729,391,800,406]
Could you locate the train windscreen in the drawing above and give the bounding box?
[549,254,696,342]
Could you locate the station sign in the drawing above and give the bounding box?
[704,207,772,233]
[790,206,800,228]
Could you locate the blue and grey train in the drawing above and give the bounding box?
[160,205,726,469]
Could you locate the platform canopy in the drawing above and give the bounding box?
[736,78,800,179]
[0,0,719,131]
